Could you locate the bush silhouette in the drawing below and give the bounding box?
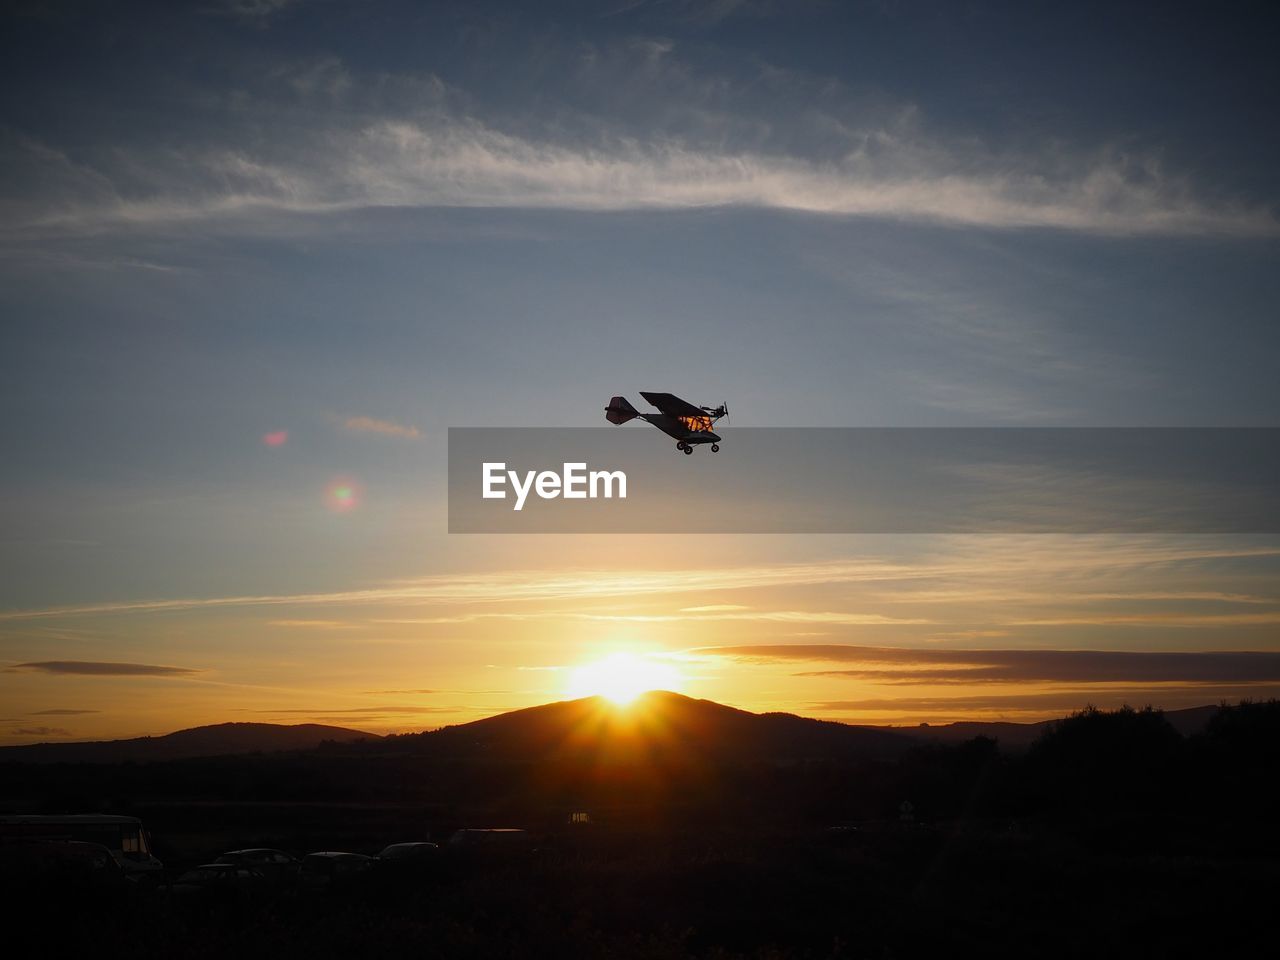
[1023,705,1182,810]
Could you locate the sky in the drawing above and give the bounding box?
[2,0,1279,743]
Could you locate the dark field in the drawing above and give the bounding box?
[4,699,1278,958]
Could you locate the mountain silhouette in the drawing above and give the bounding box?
[383,691,913,763]
[0,722,378,763]
[0,697,1231,765]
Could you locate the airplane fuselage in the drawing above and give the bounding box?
[639,413,721,445]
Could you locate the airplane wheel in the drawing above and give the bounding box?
[683,446,693,455]
[676,442,687,453]
[711,443,719,452]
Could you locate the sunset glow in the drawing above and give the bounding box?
[2,0,1277,751]
[565,652,685,705]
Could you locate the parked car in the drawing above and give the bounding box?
[376,842,439,862]
[168,863,269,900]
[300,851,373,888]
[214,848,301,883]
[373,842,439,880]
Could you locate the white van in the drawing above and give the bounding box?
[0,814,164,882]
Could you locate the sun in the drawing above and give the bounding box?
[565,652,684,706]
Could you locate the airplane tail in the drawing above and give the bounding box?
[605,396,639,424]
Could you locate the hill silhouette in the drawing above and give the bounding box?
[897,704,1222,750]
[379,691,912,763]
[0,722,378,763]
[0,697,1233,764]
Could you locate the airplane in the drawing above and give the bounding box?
[605,392,729,454]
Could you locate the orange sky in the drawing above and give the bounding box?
[4,535,1279,744]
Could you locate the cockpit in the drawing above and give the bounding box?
[678,415,714,433]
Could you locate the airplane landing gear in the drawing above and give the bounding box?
[683,445,693,455]
[677,441,689,454]
[710,443,720,452]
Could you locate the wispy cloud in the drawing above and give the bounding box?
[29,709,100,716]
[576,611,932,625]
[2,539,1277,622]
[9,726,72,738]
[361,689,437,695]
[374,609,929,626]
[0,558,922,619]
[253,706,454,715]
[700,644,1280,684]
[2,19,1274,242]
[9,114,1274,238]
[220,0,300,23]
[6,660,201,676]
[342,415,421,440]
[1010,612,1280,627]
[813,687,1280,716]
[268,619,360,630]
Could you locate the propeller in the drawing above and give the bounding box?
[699,401,730,424]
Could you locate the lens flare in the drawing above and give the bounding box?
[326,476,362,512]
[261,430,288,447]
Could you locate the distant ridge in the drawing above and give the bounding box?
[0,722,379,763]
[0,700,1231,765]
[891,704,1224,751]
[392,693,1229,759]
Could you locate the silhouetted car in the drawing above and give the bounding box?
[169,863,269,900]
[373,842,439,880]
[214,848,301,882]
[300,851,373,888]
[376,841,439,862]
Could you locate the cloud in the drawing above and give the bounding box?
[254,706,454,715]
[339,608,927,627]
[2,539,1276,622]
[8,112,1274,239]
[2,23,1274,241]
[9,726,72,738]
[577,611,932,625]
[342,415,421,440]
[1010,612,1280,627]
[813,686,1280,715]
[699,644,1280,684]
[220,0,299,22]
[268,619,359,629]
[0,558,924,619]
[361,689,437,695]
[29,709,100,716]
[6,660,201,676]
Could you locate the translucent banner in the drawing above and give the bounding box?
[448,428,1280,534]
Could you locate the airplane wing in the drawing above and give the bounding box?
[640,392,707,419]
